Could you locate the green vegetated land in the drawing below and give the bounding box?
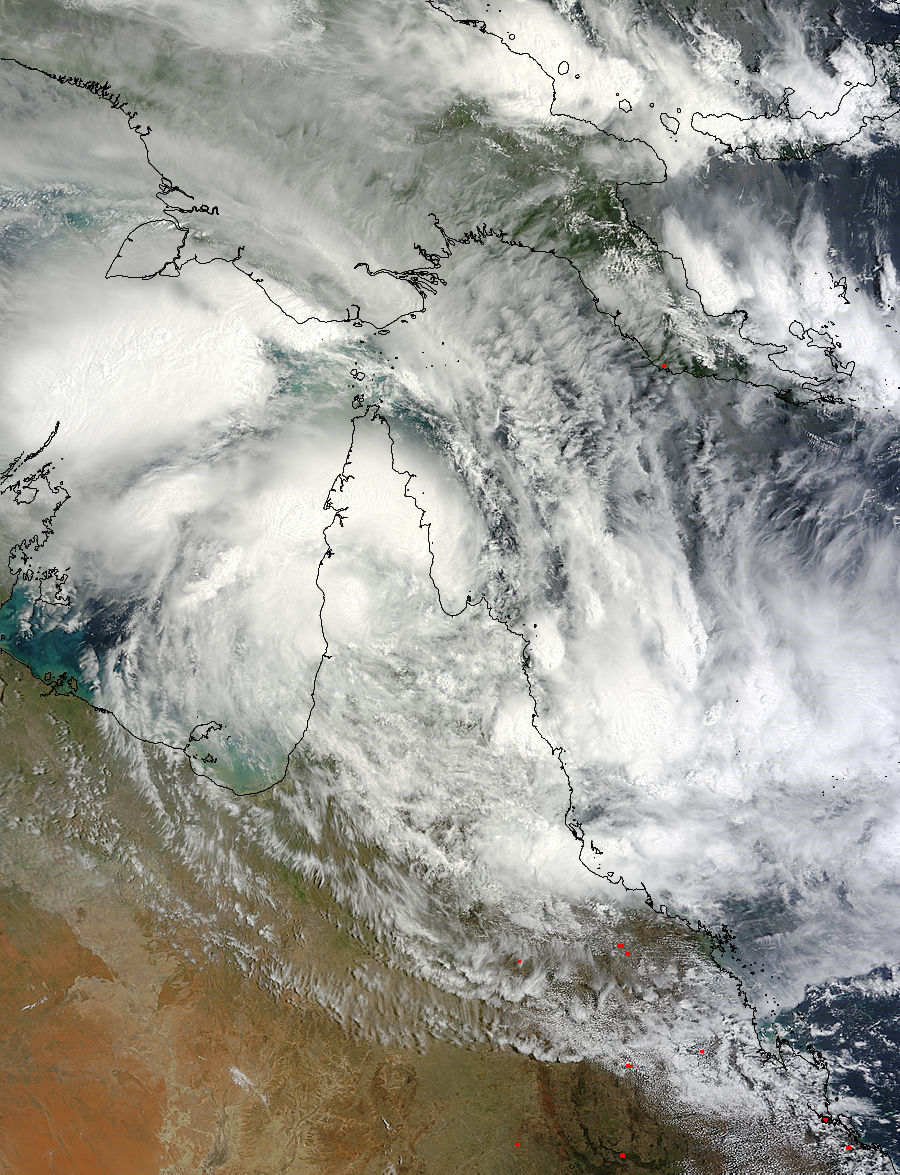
[0,647,760,1174]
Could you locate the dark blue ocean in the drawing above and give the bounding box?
[776,966,900,1161]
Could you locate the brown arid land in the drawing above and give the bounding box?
[0,651,837,1175]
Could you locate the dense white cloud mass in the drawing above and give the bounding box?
[2,0,900,1166]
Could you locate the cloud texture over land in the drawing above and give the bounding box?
[2,0,900,1165]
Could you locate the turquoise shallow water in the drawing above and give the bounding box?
[0,585,299,792]
[0,587,91,698]
[184,720,293,794]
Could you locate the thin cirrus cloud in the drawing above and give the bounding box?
[1,0,899,1162]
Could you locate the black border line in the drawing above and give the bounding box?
[691,38,900,160]
[0,21,895,1167]
[422,0,897,398]
[357,398,881,1167]
[0,55,449,335]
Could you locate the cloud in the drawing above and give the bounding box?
[2,0,900,1160]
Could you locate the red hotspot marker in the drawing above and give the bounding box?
[661,363,667,368]
[616,943,624,949]
[846,1145,853,1151]
[515,1142,521,1147]
[619,1153,626,1159]
[625,1062,634,1069]
[822,1116,829,1122]
[625,951,631,956]
[699,1049,705,1054]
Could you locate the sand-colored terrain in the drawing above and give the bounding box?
[0,653,837,1173]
